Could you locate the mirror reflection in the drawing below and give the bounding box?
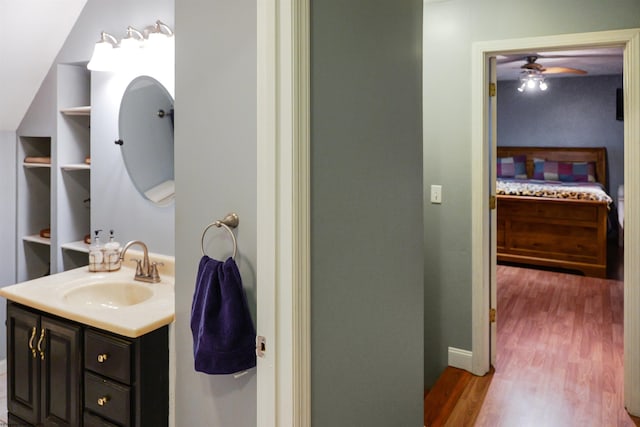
[118,75,174,206]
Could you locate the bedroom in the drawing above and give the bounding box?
[473,48,628,422]
[496,48,624,279]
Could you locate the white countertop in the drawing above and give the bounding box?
[0,251,175,338]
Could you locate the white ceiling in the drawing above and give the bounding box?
[0,0,87,131]
[497,47,624,81]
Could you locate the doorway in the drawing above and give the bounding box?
[470,28,640,415]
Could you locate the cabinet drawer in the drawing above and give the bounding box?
[85,372,131,427]
[85,329,133,384]
[84,411,121,427]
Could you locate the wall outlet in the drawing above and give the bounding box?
[430,185,442,204]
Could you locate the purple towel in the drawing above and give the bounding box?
[191,256,256,374]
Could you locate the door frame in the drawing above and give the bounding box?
[256,0,311,426]
[470,28,640,414]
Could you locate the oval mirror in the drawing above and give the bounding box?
[118,76,174,206]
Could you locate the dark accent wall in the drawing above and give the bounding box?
[311,0,424,425]
[497,75,624,196]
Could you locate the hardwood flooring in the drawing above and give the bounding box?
[425,265,640,427]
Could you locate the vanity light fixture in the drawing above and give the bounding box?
[86,20,174,72]
[517,69,548,93]
[87,32,119,71]
[144,20,174,49]
[119,26,145,51]
[119,26,145,65]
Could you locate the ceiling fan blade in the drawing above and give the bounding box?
[542,66,587,75]
[522,62,544,71]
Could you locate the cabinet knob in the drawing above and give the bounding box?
[97,353,109,363]
[97,396,110,406]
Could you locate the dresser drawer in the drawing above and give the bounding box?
[85,329,133,384]
[85,372,132,427]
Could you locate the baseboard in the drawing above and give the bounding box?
[448,347,473,372]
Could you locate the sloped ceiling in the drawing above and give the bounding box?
[0,0,87,131]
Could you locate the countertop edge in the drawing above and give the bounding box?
[3,294,175,338]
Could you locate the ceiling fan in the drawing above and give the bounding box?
[520,55,587,75]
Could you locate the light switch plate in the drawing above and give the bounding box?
[430,185,442,204]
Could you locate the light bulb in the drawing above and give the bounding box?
[527,78,536,89]
[539,81,548,91]
[87,42,116,71]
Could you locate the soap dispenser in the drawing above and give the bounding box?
[104,229,121,271]
[89,230,104,272]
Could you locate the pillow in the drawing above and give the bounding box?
[497,155,527,179]
[533,158,596,182]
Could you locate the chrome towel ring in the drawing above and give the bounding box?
[200,213,239,259]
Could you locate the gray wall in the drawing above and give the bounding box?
[0,131,17,358]
[498,75,624,195]
[423,0,640,387]
[311,1,424,425]
[175,1,257,426]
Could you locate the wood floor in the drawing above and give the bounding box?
[425,264,640,427]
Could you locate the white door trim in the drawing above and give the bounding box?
[257,1,311,426]
[471,28,640,415]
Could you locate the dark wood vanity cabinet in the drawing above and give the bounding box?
[83,327,169,426]
[7,301,82,426]
[6,301,169,426]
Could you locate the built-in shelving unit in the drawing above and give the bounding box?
[58,65,91,272]
[16,136,52,280]
[16,64,91,281]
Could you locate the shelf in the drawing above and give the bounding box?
[60,240,90,254]
[23,162,51,169]
[61,164,90,171]
[23,235,51,246]
[60,106,91,116]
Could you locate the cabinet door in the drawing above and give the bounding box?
[40,315,82,427]
[7,303,41,425]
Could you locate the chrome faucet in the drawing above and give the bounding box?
[119,240,162,283]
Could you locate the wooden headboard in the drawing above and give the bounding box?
[497,146,608,189]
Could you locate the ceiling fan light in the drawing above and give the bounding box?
[539,80,548,91]
[517,82,526,92]
[527,78,536,89]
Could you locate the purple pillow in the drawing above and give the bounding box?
[497,155,527,179]
[533,159,596,182]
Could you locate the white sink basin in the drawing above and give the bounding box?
[64,281,154,309]
[0,251,175,337]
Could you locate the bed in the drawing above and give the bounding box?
[496,146,612,278]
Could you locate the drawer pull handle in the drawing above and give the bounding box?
[97,353,109,363]
[36,329,46,360]
[28,327,37,359]
[97,396,110,406]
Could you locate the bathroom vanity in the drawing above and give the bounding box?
[7,302,168,427]
[0,253,174,427]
